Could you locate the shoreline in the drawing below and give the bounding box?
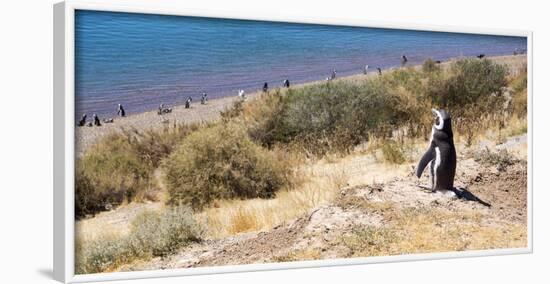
[76,54,526,156]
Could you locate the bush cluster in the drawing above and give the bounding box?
[163,122,292,210]
[76,124,199,218]
[76,206,203,274]
[234,58,511,154]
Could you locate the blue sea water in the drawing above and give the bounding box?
[75,10,527,118]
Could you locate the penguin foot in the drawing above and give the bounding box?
[417,185,435,192]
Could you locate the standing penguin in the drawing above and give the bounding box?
[416,108,456,192]
[401,54,408,65]
[93,114,102,127]
[117,104,126,117]
[78,114,87,127]
[283,79,290,88]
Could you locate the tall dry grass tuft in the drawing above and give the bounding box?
[199,162,349,238]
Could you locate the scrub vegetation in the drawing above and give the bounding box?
[75,56,528,273]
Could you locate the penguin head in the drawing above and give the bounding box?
[431,108,453,135]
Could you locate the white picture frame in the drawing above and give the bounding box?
[53,1,533,282]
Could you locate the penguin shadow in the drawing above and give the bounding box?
[417,185,491,207]
[451,187,492,207]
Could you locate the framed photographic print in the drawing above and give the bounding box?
[53,0,533,282]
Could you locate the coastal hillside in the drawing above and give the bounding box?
[121,134,527,270]
[75,55,528,274]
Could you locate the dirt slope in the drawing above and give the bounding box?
[119,135,528,272]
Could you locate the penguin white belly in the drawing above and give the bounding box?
[433,147,441,190]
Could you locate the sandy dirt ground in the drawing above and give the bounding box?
[113,134,527,272]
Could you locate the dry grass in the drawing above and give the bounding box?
[199,161,349,238]
[76,206,203,274]
[75,202,164,243]
[341,206,527,257]
[199,145,416,239]
[274,248,323,262]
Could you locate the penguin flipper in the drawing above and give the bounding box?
[416,147,435,178]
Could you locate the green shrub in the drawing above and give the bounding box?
[163,122,292,210]
[432,58,508,108]
[76,206,202,274]
[127,206,203,257]
[75,236,131,274]
[75,124,199,219]
[235,58,513,153]
[127,124,201,168]
[76,134,153,218]
[239,75,433,155]
[428,59,509,145]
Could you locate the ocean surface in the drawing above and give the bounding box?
[75,10,527,118]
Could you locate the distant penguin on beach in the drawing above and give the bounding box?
[263,82,269,92]
[93,114,101,126]
[283,79,290,88]
[416,109,456,193]
[201,93,208,105]
[377,67,382,75]
[477,54,485,59]
[78,114,87,127]
[158,103,164,115]
[364,65,369,75]
[435,60,442,64]
[238,89,246,100]
[185,97,192,109]
[117,104,126,117]
[401,55,408,65]
[331,69,337,80]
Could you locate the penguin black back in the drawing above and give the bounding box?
[416,109,457,191]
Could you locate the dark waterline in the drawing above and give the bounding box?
[75,10,527,118]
